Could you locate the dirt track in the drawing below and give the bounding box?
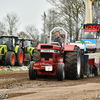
[0,72,100,100]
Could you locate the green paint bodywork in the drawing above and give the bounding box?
[27,47,34,56]
[14,46,19,53]
[0,45,7,55]
[0,45,19,56]
[81,40,85,43]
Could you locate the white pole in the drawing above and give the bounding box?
[85,0,92,24]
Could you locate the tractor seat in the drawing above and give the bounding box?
[51,42,60,46]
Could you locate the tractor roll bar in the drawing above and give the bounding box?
[50,27,67,45]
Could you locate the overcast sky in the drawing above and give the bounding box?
[0,0,52,34]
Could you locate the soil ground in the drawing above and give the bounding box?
[0,71,100,100]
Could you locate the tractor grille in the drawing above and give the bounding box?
[41,45,53,49]
[41,53,53,60]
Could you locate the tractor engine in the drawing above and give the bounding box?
[38,44,61,63]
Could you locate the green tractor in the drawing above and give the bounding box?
[0,36,23,66]
[17,38,40,66]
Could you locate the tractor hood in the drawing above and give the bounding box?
[81,39,97,44]
[37,44,60,50]
[0,45,6,50]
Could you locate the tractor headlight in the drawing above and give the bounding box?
[49,58,53,61]
[41,58,45,60]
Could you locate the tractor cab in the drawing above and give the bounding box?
[0,36,18,51]
[82,29,97,39]
[81,29,98,52]
[17,39,34,53]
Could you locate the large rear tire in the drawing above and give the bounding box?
[65,46,81,79]
[16,49,23,66]
[5,52,16,66]
[29,62,36,80]
[33,49,40,62]
[57,63,65,81]
[24,53,31,66]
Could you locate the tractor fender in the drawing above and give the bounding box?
[64,45,75,51]
[27,47,34,56]
[0,45,7,55]
[37,44,41,50]
[15,46,20,54]
[3,45,8,55]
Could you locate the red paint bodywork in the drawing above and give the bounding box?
[34,43,75,76]
[37,44,60,50]
[89,58,95,68]
[64,45,75,51]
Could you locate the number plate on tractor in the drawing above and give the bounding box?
[45,66,52,71]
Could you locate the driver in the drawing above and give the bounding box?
[54,31,62,47]
[86,32,94,39]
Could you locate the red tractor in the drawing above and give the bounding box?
[29,27,81,81]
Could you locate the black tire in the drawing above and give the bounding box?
[16,49,23,66]
[33,49,40,62]
[57,63,65,81]
[65,46,81,79]
[5,52,16,66]
[29,62,36,80]
[24,53,31,66]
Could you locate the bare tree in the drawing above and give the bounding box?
[47,0,85,41]
[25,25,39,41]
[0,22,7,35]
[45,9,61,33]
[4,12,20,35]
[92,0,100,24]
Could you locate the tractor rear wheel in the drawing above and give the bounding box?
[33,49,40,62]
[5,52,16,66]
[57,63,65,81]
[65,46,81,79]
[16,49,23,66]
[24,53,31,66]
[29,62,36,80]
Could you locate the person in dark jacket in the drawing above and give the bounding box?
[54,31,62,47]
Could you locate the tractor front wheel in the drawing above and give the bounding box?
[16,49,23,66]
[5,52,16,66]
[24,53,31,66]
[33,49,40,62]
[57,63,65,81]
[29,62,36,80]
